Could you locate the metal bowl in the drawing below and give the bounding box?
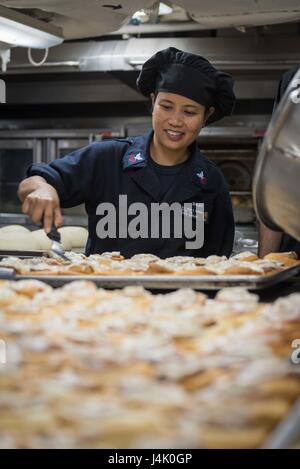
[253,68,300,241]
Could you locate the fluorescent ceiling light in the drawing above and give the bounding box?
[0,5,64,48]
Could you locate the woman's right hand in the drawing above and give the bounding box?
[18,176,63,233]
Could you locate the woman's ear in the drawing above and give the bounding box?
[205,106,215,123]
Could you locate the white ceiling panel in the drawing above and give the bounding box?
[1,0,300,40]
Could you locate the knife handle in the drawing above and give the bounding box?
[46,224,61,243]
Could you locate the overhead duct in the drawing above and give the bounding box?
[6,36,300,75]
[3,35,300,106]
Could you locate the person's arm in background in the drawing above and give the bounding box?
[258,222,283,257]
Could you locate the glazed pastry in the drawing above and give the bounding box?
[0,282,299,448]
[0,251,298,277]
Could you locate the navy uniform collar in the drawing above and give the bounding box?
[122,130,152,170]
[123,130,210,202]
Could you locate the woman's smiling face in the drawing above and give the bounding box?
[151,91,214,154]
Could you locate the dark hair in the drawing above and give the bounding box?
[148,91,158,113]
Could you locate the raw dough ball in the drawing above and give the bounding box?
[58,226,88,248]
[32,228,73,251]
[0,225,30,234]
[0,232,41,251]
[31,229,52,250]
[54,229,73,251]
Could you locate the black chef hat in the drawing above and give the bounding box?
[136,47,235,124]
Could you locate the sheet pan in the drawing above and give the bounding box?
[10,262,300,290]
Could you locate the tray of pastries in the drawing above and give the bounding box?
[0,280,300,448]
[0,250,299,289]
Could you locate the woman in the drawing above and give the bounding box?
[18,47,236,258]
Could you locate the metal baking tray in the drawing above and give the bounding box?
[0,250,49,259]
[10,261,300,290]
[262,396,300,448]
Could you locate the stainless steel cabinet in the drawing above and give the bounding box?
[46,137,90,218]
[47,137,91,161]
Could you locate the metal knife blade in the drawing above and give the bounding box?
[46,225,70,263]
